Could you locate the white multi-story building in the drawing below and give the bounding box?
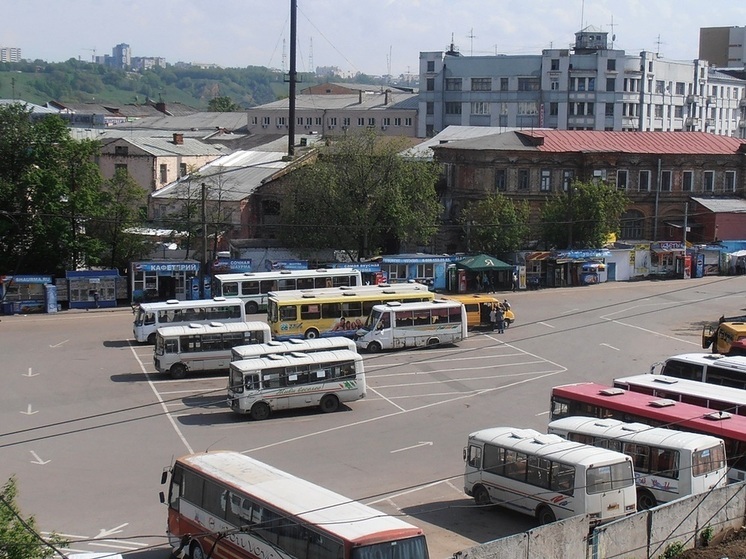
[0,47,21,63]
[419,26,746,139]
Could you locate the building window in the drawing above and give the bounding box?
[357,117,365,126]
[655,80,665,94]
[674,106,683,118]
[500,77,509,91]
[115,163,127,174]
[426,102,434,115]
[654,105,663,118]
[617,170,628,190]
[426,78,435,91]
[367,117,376,126]
[540,170,552,192]
[305,117,313,125]
[471,102,490,115]
[703,170,714,192]
[495,169,506,192]
[343,117,351,126]
[277,116,286,126]
[605,103,614,117]
[550,79,559,90]
[726,171,736,192]
[179,163,187,177]
[251,116,258,125]
[639,170,651,192]
[471,77,492,91]
[563,170,574,191]
[315,117,322,125]
[405,117,412,126]
[620,209,644,239]
[549,102,558,116]
[661,170,672,192]
[262,116,270,125]
[445,102,461,114]
[445,78,462,91]
[683,171,693,191]
[114,145,128,156]
[588,77,595,91]
[382,117,390,126]
[675,82,685,95]
[587,103,594,115]
[393,117,401,126]
[518,169,529,191]
[518,78,540,91]
[550,58,560,71]
[607,59,616,71]
[297,117,304,125]
[577,78,585,91]
[606,77,615,92]
[426,60,435,72]
[160,164,168,183]
[518,101,538,115]
[328,117,337,126]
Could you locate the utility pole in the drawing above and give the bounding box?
[288,0,297,157]
[200,182,207,298]
[682,201,688,246]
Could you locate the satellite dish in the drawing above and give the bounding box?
[612,34,616,41]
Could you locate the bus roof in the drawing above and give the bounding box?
[156,320,270,337]
[232,338,357,359]
[177,451,423,544]
[467,426,632,466]
[268,283,432,303]
[441,293,504,304]
[552,382,746,441]
[231,349,361,372]
[615,374,746,407]
[215,268,360,281]
[548,416,724,451]
[370,299,463,311]
[138,297,244,311]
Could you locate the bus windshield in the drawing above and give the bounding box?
[350,536,429,559]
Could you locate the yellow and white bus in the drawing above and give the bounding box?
[133,297,245,344]
[231,337,357,361]
[548,416,727,510]
[213,268,362,314]
[440,293,515,329]
[154,321,271,379]
[267,283,434,340]
[463,426,636,525]
[228,349,365,420]
[355,299,467,353]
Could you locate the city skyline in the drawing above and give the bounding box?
[3,0,746,76]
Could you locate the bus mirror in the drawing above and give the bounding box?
[161,471,168,485]
[159,491,165,504]
[463,447,466,461]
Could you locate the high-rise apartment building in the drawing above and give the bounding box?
[0,47,21,63]
[112,43,131,69]
[699,26,746,68]
[419,27,746,139]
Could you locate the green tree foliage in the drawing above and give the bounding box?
[279,130,441,259]
[0,476,68,559]
[208,96,241,112]
[87,169,153,270]
[458,192,530,254]
[540,179,630,249]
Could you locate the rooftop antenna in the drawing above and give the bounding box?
[467,28,477,56]
[580,0,585,30]
[655,34,664,57]
[387,45,392,79]
[282,37,287,74]
[608,15,617,48]
[308,37,313,73]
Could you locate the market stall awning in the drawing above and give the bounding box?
[455,254,513,271]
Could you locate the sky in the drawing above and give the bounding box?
[3,0,746,77]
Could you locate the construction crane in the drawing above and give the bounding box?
[82,47,96,62]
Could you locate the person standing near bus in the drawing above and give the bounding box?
[489,305,497,331]
[495,305,505,334]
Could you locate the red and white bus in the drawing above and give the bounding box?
[550,382,746,483]
[160,451,429,559]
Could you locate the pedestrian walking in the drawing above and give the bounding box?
[489,305,497,331]
[512,271,518,292]
[496,304,505,334]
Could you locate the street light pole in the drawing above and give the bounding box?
[200,182,207,299]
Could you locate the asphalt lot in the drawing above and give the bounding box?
[1,275,745,559]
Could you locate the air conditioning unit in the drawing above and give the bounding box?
[261,124,268,128]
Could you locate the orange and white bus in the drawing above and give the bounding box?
[160,451,429,559]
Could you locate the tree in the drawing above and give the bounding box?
[87,169,153,270]
[540,179,630,249]
[278,130,441,260]
[0,476,67,559]
[207,96,241,112]
[458,192,530,254]
[0,105,104,275]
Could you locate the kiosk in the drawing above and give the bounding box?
[0,275,54,314]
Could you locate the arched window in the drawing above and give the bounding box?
[620,210,644,240]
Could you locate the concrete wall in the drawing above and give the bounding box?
[450,482,746,559]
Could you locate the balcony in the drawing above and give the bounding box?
[686,95,696,104]
[685,117,700,127]
[706,118,716,128]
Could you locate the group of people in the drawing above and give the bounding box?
[489,299,510,333]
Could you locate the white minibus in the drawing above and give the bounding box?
[464,426,636,525]
[133,297,245,344]
[154,321,271,379]
[548,416,727,510]
[232,337,357,361]
[355,299,467,353]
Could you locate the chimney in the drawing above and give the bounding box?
[359,90,363,104]
[173,133,184,145]
[156,101,167,113]
[385,90,390,105]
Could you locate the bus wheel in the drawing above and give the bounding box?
[473,485,490,506]
[319,394,339,413]
[250,402,271,421]
[246,301,258,315]
[637,489,657,510]
[537,505,556,525]
[427,338,439,348]
[367,341,382,353]
[304,328,320,339]
[170,363,187,380]
[190,542,205,559]
[147,333,157,344]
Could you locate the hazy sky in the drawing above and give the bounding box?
[4,0,746,76]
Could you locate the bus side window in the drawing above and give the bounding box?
[467,444,482,469]
[222,282,239,297]
[165,339,179,354]
[245,374,259,391]
[144,312,156,326]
